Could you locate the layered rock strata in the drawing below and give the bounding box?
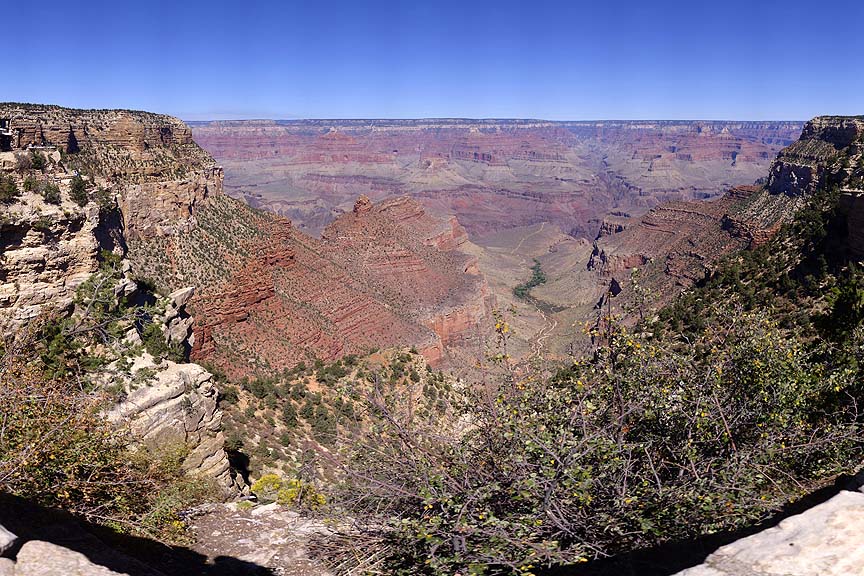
[107,359,240,493]
[191,119,802,237]
[0,103,223,332]
[133,193,490,377]
[584,116,864,313]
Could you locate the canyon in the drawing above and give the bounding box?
[2,103,863,576]
[191,119,802,238]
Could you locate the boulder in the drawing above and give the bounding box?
[676,490,864,576]
[13,540,127,576]
[167,286,194,310]
[0,524,16,556]
[107,361,240,494]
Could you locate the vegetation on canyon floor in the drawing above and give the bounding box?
[513,259,548,300]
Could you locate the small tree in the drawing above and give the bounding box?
[29,150,46,172]
[69,175,89,207]
[42,183,61,205]
[0,175,20,204]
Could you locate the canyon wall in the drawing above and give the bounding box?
[191,119,802,238]
[131,192,490,377]
[0,104,235,492]
[584,116,864,314]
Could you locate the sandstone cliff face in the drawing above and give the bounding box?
[0,186,99,331]
[0,103,222,243]
[0,104,223,332]
[106,358,240,494]
[768,116,864,196]
[1,104,239,494]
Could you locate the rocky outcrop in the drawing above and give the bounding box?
[0,525,15,556]
[677,490,864,576]
[0,103,222,243]
[0,104,224,333]
[0,188,99,332]
[118,166,222,241]
[106,359,240,494]
[767,116,864,196]
[8,541,130,575]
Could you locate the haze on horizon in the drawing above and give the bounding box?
[5,0,863,121]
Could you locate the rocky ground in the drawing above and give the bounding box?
[188,504,332,576]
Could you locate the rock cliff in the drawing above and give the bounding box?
[767,116,864,196]
[0,103,223,331]
[585,116,864,312]
[190,119,802,237]
[0,104,237,493]
[131,192,489,377]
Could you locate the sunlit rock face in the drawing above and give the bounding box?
[191,118,802,238]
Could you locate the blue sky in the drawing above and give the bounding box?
[5,0,862,120]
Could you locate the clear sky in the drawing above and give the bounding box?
[4,0,863,120]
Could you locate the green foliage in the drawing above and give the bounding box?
[282,402,299,428]
[0,353,214,542]
[41,182,61,204]
[0,174,20,203]
[218,383,240,405]
[513,259,547,299]
[224,430,244,452]
[142,322,168,359]
[822,267,864,342]
[335,307,864,574]
[69,174,89,207]
[250,473,325,509]
[29,150,46,171]
[250,473,284,503]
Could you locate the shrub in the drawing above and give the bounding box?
[142,322,168,359]
[0,346,214,542]
[29,150,46,171]
[69,175,89,207]
[250,473,283,503]
[42,183,61,204]
[0,174,20,203]
[332,309,864,574]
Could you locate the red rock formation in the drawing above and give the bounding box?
[191,119,802,238]
[134,190,489,377]
[587,184,797,305]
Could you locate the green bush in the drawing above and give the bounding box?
[29,150,46,171]
[335,309,863,574]
[69,175,89,207]
[142,322,168,359]
[42,183,61,204]
[0,174,20,203]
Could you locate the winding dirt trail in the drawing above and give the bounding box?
[510,222,546,255]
